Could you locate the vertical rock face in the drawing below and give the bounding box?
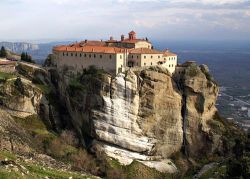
[175,63,219,157]
[53,63,219,169]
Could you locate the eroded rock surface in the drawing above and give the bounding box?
[53,63,219,172]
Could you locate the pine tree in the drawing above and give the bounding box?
[0,46,7,58]
[21,52,26,61]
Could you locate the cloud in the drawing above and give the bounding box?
[0,0,249,41]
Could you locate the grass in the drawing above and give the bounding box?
[199,165,226,179]
[0,151,95,179]
[13,115,48,134]
[24,163,91,179]
[0,151,17,161]
[0,72,16,81]
[107,158,176,179]
[35,84,52,94]
[0,169,24,179]
[69,78,86,92]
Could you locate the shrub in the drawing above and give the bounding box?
[14,77,25,95]
[70,149,99,174]
[60,130,78,146]
[188,65,199,77]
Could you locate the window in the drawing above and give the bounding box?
[84,54,87,57]
[94,54,96,58]
[137,56,139,59]
[132,55,133,59]
[144,56,146,59]
[151,62,153,65]
[121,65,123,67]
[66,53,68,56]
[144,63,146,66]
[172,64,174,67]
[169,65,171,67]
[158,56,160,59]
[71,53,73,57]
[120,55,122,59]
[75,53,77,57]
[63,52,65,56]
[80,53,82,57]
[151,56,153,59]
[110,55,112,59]
[164,58,166,61]
[89,54,91,58]
[100,55,102,58]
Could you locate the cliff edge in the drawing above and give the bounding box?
[51,62,220,172]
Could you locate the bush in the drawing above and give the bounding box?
[70,149,99,174]
[60,130,78,146]
[14,77,25,95]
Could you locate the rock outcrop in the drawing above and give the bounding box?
[51,63,219,172]
[0,108,33,153]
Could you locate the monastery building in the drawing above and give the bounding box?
[52,31,178,74]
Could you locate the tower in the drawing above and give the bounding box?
[129,31,136,40]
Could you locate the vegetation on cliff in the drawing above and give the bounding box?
[0,59,249,178]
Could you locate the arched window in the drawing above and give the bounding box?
[100,55,102,58]
[71,53,73,57]
[80,53,82,57]
[110,55,112,59]
[144,56,146,59]
[84,54,87,57]
[94,54,96,58]
[89,54,91,58]
[151,56,153,59]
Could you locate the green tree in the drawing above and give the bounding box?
[21,52,34,63]
[14,77,25,95]
[0,46,7,58]
[233,139,244,159]
[21,52,26,61]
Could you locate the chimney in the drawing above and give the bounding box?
[121,35,125,41]
[110,36,114,41]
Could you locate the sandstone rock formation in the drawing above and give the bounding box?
[0,108,33,153]
[51,63,219,172]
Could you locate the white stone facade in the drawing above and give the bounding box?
[52,31,178,75]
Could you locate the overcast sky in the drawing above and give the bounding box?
[0,0,250,42]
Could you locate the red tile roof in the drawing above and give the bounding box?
[53,45,126,54]
[121,39,149,44]
[163,51,177,57]
[129,48,163,54]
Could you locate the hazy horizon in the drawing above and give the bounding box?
[0,0,250,42]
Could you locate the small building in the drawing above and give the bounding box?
[52,31,178,75]
[0,58,16,73]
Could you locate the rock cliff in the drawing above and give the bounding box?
[51,62,219,172]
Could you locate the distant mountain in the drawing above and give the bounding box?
[0,42,39,53]
[0,41,73,64]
